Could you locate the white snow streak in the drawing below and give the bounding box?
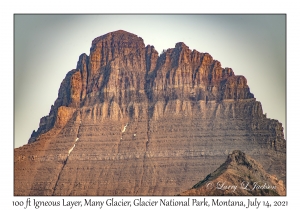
[68,137,79,156]
[122,123,128,133]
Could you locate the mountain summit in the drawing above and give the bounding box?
[180,150,286,196]
[14,30,286,195]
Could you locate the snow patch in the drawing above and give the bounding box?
[68,145,76,155]
[68,138,79,156]
[122,123,128,133]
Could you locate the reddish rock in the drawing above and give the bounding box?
[180,150,286,196]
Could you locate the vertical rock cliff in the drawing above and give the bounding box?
[14,30,286,195]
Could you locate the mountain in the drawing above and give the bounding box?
[14,30,286,195]
[180,150,286,196]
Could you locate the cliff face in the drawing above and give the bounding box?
[180,150,286,196]
[14,30,286,196]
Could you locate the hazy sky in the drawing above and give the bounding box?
[14,14,286,148]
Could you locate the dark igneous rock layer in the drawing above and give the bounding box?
[14,30,286,196]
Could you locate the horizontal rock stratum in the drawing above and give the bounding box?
[14,30,286,196]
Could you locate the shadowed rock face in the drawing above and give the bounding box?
[180,150,286,196]
[14,30,286,196]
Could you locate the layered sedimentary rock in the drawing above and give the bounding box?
[180,150,286,196]
[14,30,286,196]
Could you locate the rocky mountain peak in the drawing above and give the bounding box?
[180,150,286,196]
[227,150,255,166]
[15,31,285,196]
[175,42,189,49]
[91,29,145,52]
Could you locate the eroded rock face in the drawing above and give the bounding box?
[14,30,286,196]
[180,150,286,196]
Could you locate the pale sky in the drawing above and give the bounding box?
[14,14,286,148]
